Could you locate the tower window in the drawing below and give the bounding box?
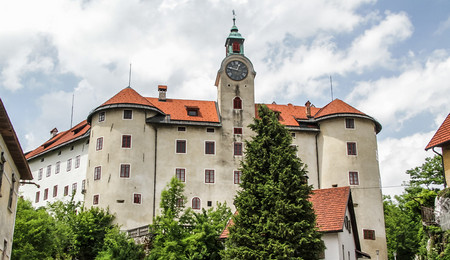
[234,170,242,184]
[232,42,240,53]
[363,229,376,240]
[123,110,133,119]
[205,169,215,183]
[347,142,357,156]
[94,166,101,180]
[122,135,132,148]
[96,137,103,151]
[349,171,359,185]
[176,140,187,154]
[233,97,242,109]
[234,142,243,156]
[345,118,355,129]
[205,141,215,155]
[234,127,243,135]
[99,112,105,122]
[120,164,130,178]
[192,197,201,209]
[176,168,186,182]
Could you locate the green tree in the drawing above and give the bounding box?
[407,155,444,189]
[96,227,145,260]
[224,105,324,260]
[12,197,57,259]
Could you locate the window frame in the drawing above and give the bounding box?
[44,188,49,200]
[349,171,359,185]
[94,166,101,180]
[120,164,131,178]
[347,142,357,156]
[46,165,51,177]
[53,185,58,197]
[234,170,242,184]
[234,142,243,156]
[122,135,132,148]
[64,185,69,196]
[345,118,355,129]
[38,168,43,180]
[363,229,376,240]
[233,97,242,110]
[93,194,99,205]
[75,155,80,169]
[55,161,60,174]
[178,126,186,132]
[98,111,106,122]
[123,109,133,120]
[176,168,186,182]
[35,191,40,203]
[192,197,201,210]
[72,183,77,194]
[176,140,187,154]
[205,169,215,184]
[133,193,142,204]
[96,137,104,151]
[233,127,243,135]
[205,141,215,155]
[67,158,72,172]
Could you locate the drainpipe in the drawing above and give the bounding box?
[152,127,158,219]
[315,131,320,189]
[432,147,446,188]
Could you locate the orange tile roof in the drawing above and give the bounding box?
[101,87,155,107]
[219,186,351,239]
[426,113,450,150]
[147,98,219,123]
[314,99,365,119]
[263,103,321,126]
[25,120,90,160]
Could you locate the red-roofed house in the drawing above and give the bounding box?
[21,21,386,258]
[426,114,450,187]
[220,187,371,259]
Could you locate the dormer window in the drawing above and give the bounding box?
[233,97,242,109]
[186,106,199,116]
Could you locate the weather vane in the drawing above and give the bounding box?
[232,10,236,26]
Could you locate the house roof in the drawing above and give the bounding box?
[25,120,90,160]
[426,113,450,150]
[147,98,219,123]
[263,103,321,126]
[219,186,351,239]
[0,99,32,180]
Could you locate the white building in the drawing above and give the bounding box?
[22,22,387,258]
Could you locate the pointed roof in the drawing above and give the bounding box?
[101,87,154,107]
[314,99,365,118]
[426,113,450,150]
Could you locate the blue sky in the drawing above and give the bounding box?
[1,0,449,196]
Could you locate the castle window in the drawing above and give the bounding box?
[186,107,199,116]
[123,109,133,119]
[99,111,105,122]
[176,198,184,208]
[67,158,72,172]
[35,191,40,203]
[363,229,375,240]
[133,193,142,204]
[176,140,187,154]
[38,168,43,180]
[55,161,60,174]
[82,180,86,192]
[75,155,80,169]
[192,197,200,209]
[122,135,132,148]
[93,195,99,205]
[206,128,215,133]
[94,166,101,180]
[53,185,58,197]
[46,165,51,177]
[345,118,355,129]
[232,42,240,53]
[178,126,186,132]
[64,186,69,196]
[205,170,215,183]
[234,171,242,184]
[347,142,357,156]
[349,171,359,185]
[72,183,77,194]
[205,141,215,155]
[96,137,103,151]
[44,188,48,200]
[233,97,242,109]
[234,127,242,135]
[234,142,243,156]
[120,164,130,178]
[176,168,185,182]
[207,201,212,207]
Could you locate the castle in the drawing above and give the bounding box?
[21,21,387,258]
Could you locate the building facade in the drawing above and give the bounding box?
[0,99,33,260]
[22,23,387,258]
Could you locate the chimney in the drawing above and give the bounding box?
[158,85,167,101]
[305,101,311,118]
[50,128,58,137]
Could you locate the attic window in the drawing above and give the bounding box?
[186,107,199,116]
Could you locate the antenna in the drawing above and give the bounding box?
[70,93,74,128]
[128,63,132,87]
[330,75,334,101]
[232,10,236,26]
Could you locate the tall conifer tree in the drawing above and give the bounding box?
[224,105,324,259]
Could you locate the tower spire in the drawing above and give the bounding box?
[232,10,236,26]
[225,10,245,56]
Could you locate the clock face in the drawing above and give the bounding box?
[226,60,248,81]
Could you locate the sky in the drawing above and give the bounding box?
[1,0,450,197]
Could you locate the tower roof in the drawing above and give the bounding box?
[101,87,155,107]
[426,113,450,150]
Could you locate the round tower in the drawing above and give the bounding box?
[85,87,160,230]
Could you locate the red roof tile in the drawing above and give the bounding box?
[426,113,450,150]
[263,103,321,126]
[314,99,365,119]
[25,120,90,160]
[101,87,155,107]
[220,186,351,238]
[147,98,219,123]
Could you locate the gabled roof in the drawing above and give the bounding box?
[25,120,90,160]
[426,113,450,150]
[220,186,352,239]
[147,98,219,123]
[0,99,32,180]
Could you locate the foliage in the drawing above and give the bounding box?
[406,155,443,189]
[96,227,145,260]
[223,105,324,259]
[148,177,232,260]
[11,197,57,259]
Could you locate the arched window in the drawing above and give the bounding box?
[192,197,200,209]
[233,97,242,109]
